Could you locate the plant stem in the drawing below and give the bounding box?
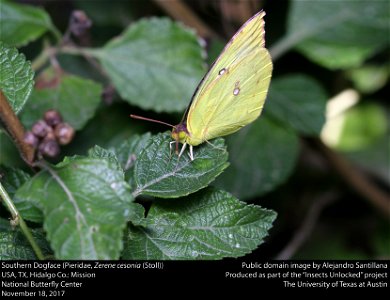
[31,47,50,71]
[0,91,35,165]
[59,46,100,58]
[152,0,217,39]
[0,182,45,260]
[275,190,337,260]
[32,44,100,72]
[31,39,55,71]
[313,139,390,218]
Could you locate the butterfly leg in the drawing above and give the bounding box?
[178,142,187,159]
[188,145,194,161]
[169,141,176,160]
[169,141,176,155]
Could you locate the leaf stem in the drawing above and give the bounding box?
[0,182,45,260]
[31,42,101,71]
[0,91,35,165]
[31,39,55,71]
[31,47,50,71]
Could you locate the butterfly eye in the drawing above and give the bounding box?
[178,131,187,141]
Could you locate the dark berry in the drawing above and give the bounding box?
[31,120,50,138]
[54,123,75,145]
[23,131,39,148]
[44,109,63,127]
[39,138,60,158]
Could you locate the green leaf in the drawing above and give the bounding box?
[0,42,34,114]
[132,132,229,198]
[0,166,36,223]
[123,188,276,260]
[12,196,43,224]
[14,157,135,259]
[0,131,23,168]
[3,164,43,224]
[0,0,59,46]
[113,133,152,172]
[96,17,205,112]
[215,115,300,199]
[325,103,388,151]
[0,218,52,260]
[287,0,389,69]
[87,145,146,225]
[346,133,390,184]
[267,74,327,136]
[0,131,25,168]
[20,74,102,130]
[346,65,389,94]
[112,133,152,186]
[57,54,106,83]
[0,166,30,199]
[88,145,120,169]
[61,104,144,157]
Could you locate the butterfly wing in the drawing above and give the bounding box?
[186,11,272,146]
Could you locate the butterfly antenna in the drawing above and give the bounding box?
[130,114,176,128]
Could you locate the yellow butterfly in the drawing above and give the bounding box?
[132,11,273,160]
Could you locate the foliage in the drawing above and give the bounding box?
[0,41,34,114]
[0,0,388,260]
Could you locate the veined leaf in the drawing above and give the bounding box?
[267,74,327,136]
[215,115,299,199]
[88,145,121,169]
[0,166,30,199]
[20,74,102,130]
[112,133,152,187]
[0,166,39,224]
[113,133,152,173]
[0,0,59,46]
[0,42,34,114]
[0,219,52,260]
[14,156,136,259]
[287,0,389,69]
[123,188,276,260]
[96,17,205,112]
[87,145,146,225]
[132,132,229,198]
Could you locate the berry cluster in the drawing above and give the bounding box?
[24,110,75,158]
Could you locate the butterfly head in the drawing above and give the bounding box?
[171,123,189,145]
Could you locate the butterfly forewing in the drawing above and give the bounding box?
[186,11,272,145]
